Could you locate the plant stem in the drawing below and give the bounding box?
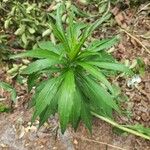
[91,112,150,140]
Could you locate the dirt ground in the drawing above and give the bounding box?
[0,2,150,150]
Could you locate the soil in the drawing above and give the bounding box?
[0,2,150,150]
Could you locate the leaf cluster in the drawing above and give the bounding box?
[1,0,55,48]
[11,3,131,133]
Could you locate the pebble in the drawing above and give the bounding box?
[73,139,78,145]
[141,113,149,122]
[135,116,141,121]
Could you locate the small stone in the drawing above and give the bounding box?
[139,106,147,113]
[0,143,8,147]
[141,101,148,108]
[141,113,149,122]
[73,139,78,145]
[29,125,37,132]
[35,120,39,125]
[25,143,29,147]
[44,122,49,127]
[27,122,31,126]
[37,132,49,138]
[135,116,141,121]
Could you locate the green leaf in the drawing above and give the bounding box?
[81,100,92,133]
[71,13,111,59]
[27,73,40,92]
[38,41,56,52]
[78,76,113,118]
[50,4,70,53]
[112,84,121,98]
[91,51,116,63]
[42,29,51,37]
[28,80,48,108]
[39,105,54,128]
[32,77,63,123]
[70,87,82,130]
[14,25,25,35]
[21,59,58,74]
[39,94,58,128]
[78,62,114,94]
[10,49,60,60]
[87,37,118,52]
[0,82,17,102]
[55,3,65,37]
[4,18,11,29]
[22,34,28,46]
[58,70,75,133]
[87,62,130,73]
[67,21,86,52]
[85,77,120,114]
[72,5,91,17]
[28,28,35,34]
[77,51,99,60]
[80,13,111,44]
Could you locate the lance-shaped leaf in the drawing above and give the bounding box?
[55,3,65,37]
[71,13,111,59]
[87,37,118,52]
[77,51,99,60]
[87,62,130,73]
[58,70,76,133]
[78,62,114,94]
[32,77,63,123]
[70,87,82,130]
[39,94,58,128]
[79,13,111,47]
[21,59,58,74]
[38,41,57,52]
[79,76,113,118]
[27,73,40,92]
[28,80,48,108]
[50,4,70,52]
[10,49,60,60]
[85,76,120,114]
[81,100,92,133]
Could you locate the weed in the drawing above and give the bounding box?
[10,3,150,140]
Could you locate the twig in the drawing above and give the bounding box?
[103,1,111,17]
[73,135,126,150]
[91,112,150,140]
[120,28,150,55]
[137,3,150,14]
[135,86,150,100]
